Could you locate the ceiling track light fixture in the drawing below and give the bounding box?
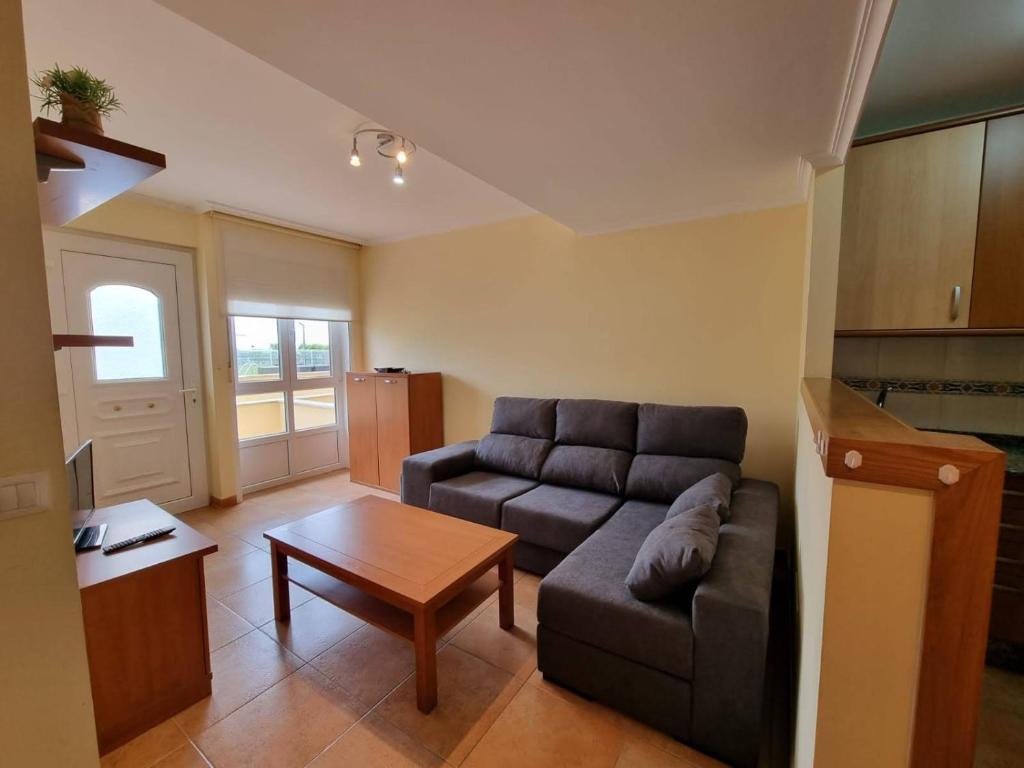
[349,128,417,185]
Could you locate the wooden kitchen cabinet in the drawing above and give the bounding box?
[345,372,443,492]
[836,122,985,331]
[971,112,1024,328]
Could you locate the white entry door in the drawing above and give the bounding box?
[60,245,206,510]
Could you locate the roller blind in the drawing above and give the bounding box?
[217,215,359,321]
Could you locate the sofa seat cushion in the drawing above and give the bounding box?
[538,500,694,680]
[540,445,633,495]
[626,454,740,504]
[428,471,537,528]
[502,484,623,554]
[475,433,553,479]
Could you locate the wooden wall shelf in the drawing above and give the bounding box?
[53,335,133,351]
[34,118,166,227]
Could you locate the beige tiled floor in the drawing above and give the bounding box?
[100,470,726,768]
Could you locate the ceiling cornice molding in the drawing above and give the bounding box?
[809,0,896,169]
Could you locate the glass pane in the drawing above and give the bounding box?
[234,317,281,382]
[235,392,287,440]
[90,285,165,381]
[293,387,337,431]
[294,320,331,379]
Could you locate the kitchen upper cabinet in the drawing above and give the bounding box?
[836,123,985,331]
[970,112,1024,328]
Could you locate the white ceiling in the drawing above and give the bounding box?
[21,0,532,243]
[154,0,890,235]
[858,0,1024,137]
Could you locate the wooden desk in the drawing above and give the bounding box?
[75,500,217,754]
[265,495,516,712]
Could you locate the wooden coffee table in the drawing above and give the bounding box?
[264,495,517,712]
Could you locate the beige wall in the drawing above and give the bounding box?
[792,407,833,768]
[360,207,809,505]
[0,0,99,763]
[69,193,199,248]
[799,167,845,378]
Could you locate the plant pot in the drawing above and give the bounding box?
[59,93,104,135]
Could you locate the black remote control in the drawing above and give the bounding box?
[102,525,176,554]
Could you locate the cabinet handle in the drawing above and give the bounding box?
[950,285,961,321]
[353,376,367,382]
[384,378,395,384]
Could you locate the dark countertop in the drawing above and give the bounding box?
[932,431,1024,476]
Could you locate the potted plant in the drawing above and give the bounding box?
[31,64,123,135]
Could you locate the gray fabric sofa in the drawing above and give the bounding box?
[400,397,778,767]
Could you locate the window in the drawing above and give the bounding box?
[235,392,287,440]
[233,316,281,382]
[231,316,346,447]
[294,387,337,431]
[90,284,165,381]
[294,320,332,379]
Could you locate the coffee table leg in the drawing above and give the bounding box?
[271,542,290,622]
[414,609,437,713]
[498,548,515,630]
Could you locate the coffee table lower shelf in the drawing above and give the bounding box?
[286,560,500,642]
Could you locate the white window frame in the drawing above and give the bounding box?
[230,316,349,490]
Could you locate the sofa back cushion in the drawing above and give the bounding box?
[475,433,553,479]
[625,403,746,504]
[491,397,558,439]
[540,445,633,495]
[555,399,638,452]
[636,403,747,463]
[626,455,739,504]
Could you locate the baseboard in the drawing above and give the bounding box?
[210,494,238,508]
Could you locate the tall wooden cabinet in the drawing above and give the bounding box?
[971,112,1024,328]
[346,372,443,492]
[836,123,985,331]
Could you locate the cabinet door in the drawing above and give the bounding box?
[971,113,1024,328]
[836,123,985,330]
[375,376,410,493]
[346,374,379,485]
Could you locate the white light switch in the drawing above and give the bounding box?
[16,482,37,508]
[0,472,49,520]
[0,485,17,513]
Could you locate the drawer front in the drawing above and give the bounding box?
[998,524,1024,562]
[995,558,1024,590]
[990,585,1024,644]
[1002,490,1024,527]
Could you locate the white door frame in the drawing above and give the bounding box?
[43,229,210,513]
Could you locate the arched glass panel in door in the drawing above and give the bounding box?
[89,284,166,381]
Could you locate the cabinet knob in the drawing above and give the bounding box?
[950,285,961,321]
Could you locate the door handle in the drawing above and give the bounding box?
[950,285,962,321]
[180,387,199,405]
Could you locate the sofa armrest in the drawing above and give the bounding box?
[400,441,479,508]
[690,479,778,768]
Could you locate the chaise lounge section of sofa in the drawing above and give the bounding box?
[400,396,777,767]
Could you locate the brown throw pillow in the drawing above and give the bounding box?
[626,503,720,601]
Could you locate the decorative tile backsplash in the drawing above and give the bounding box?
[832,336,1024,436]
[841,378,1024,397]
